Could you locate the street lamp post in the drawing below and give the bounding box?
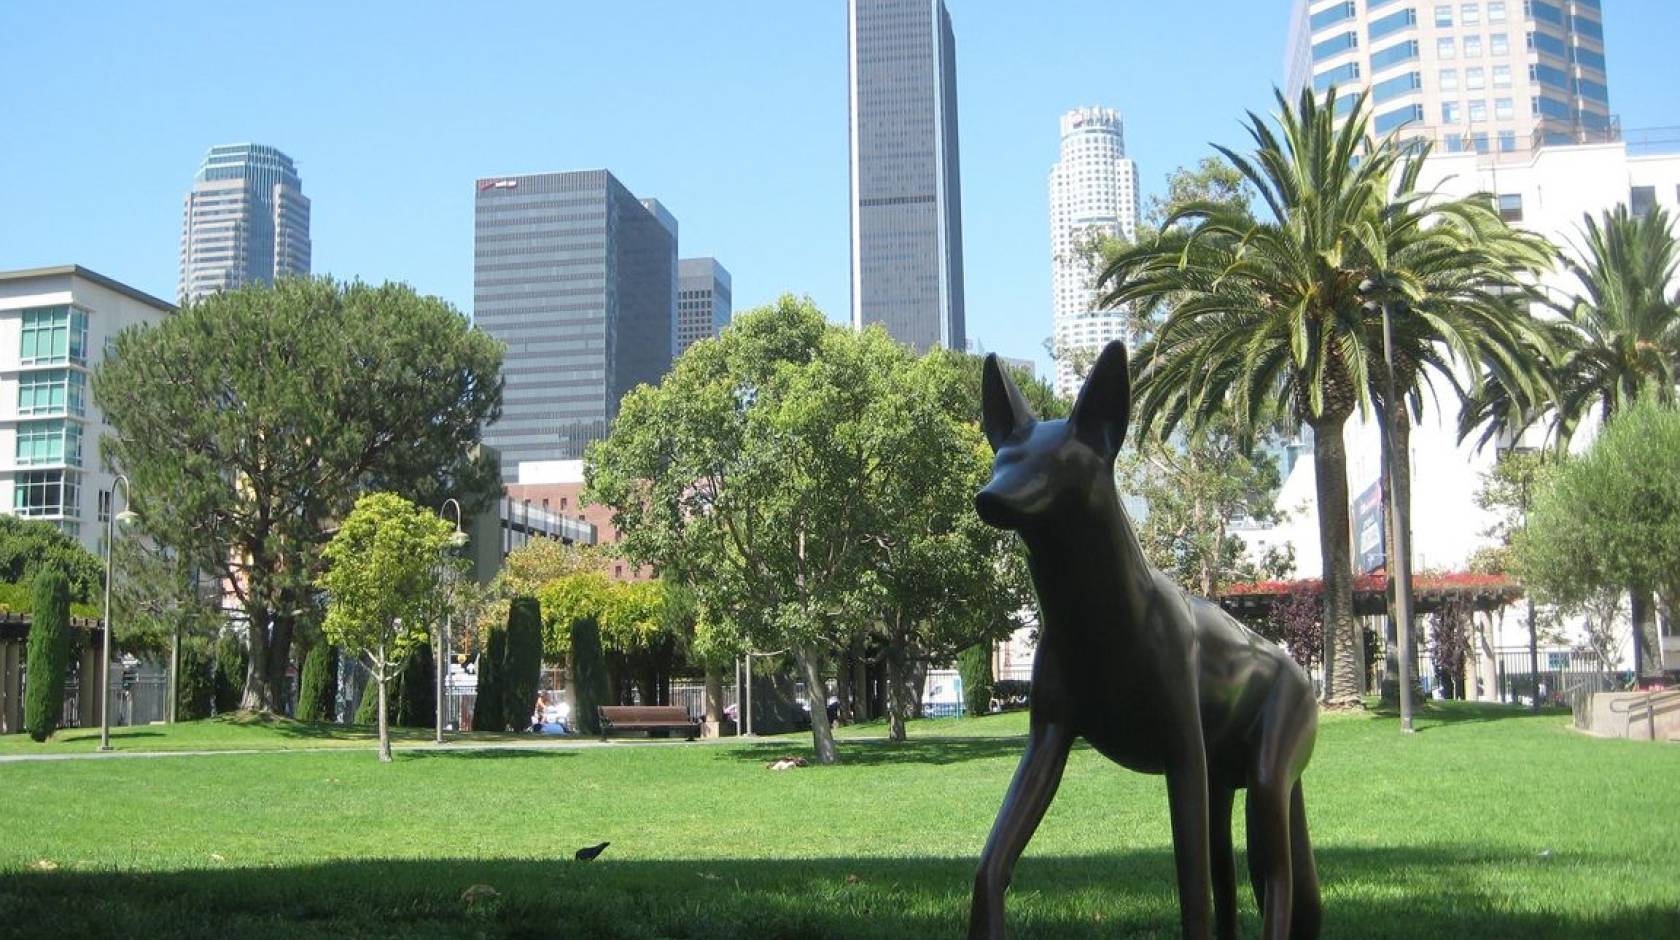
[1361,278,1416,734]
[99,475,136,751]
[437,499,466,744]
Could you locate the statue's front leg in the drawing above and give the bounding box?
[969,720,1074,940]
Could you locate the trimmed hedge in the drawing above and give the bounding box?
[24,568,72,742]
[395,644,435,728]
[957,644,994,718]
[472,626,508,732]
[295,642,338,723]
[570,615,611,736]
[212,634,247,714]
[175,637,216,721]
[501,596,543,730]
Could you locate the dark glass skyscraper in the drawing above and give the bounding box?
[848,0,966,352]
[473,170,676,479]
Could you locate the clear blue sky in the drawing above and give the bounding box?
[4,2,1676,376]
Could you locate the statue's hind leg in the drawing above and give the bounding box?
[1249,688,1316,940]
[1288,781,1321,940]
[1210,783,1237,940]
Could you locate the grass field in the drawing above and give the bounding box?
[1,703,1676,938]
[0,711,534,756]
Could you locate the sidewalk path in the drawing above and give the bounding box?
[0,736,735,764]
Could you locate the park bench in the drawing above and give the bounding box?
[597,705,700,741]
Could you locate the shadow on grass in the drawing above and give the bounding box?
[1,846,1671,940]
[397,749,577,763]
[1365,700,1570,731]
[723,736,1026,767]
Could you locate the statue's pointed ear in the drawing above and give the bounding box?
[1069,341,1131,457]
[981,354,1037,451]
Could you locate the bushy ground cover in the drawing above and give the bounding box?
[1,703,1675,938]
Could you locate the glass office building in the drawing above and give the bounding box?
[848,0,966,352]
[473,170,677,479]
[1285,0,1610,153]
[676,258,732,356]
[178,144,310,302]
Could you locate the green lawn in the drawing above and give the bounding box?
[0,711,534,755]
[1,703,1676,938]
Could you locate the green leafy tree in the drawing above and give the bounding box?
[956,644,993,718]
[174,636,216,721]
[94,277,503,712]
[0,517,104,602]
[1516,400,1680,677]
[501,597,544,730]
[23,568,72,742]
[295,641,338,723]
[318,492,454,762]
[1474,450,1558,709]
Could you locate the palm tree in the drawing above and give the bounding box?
[1463,204,1680,675]
[1352,155,1557,705]
[1099,87,1402,707]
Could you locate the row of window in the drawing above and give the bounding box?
[16,420,83,468]
[19,370,87,418]
[19,306,89,367]
[14,469,79,519]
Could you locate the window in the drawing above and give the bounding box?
[1572,45,1605,71]
[1531,62,1568,89]
[1467,67,1486,90]
[1631,186,1657,218]
[1369,7,1417,40]
[1528,30,1566,57]
[1314,61,1361,92]
[1435,4,1454,26]
[1437,37,1456,58]
[17,370,86,417]
[1374,103,1425,134]
[14,470,79,518]
[1313,31,1359,61]
[16,421,81,467]
[1461,3,1480,25]
[1571,15,1602,40]
[1527,0,1565,26]
[1371,39,1420,70]
[19,306,88,366]
[1310,1,1356,31]
[1374,71,1423,103]
[1577,78,1608,103]
[1495,97,1514,119]
[1490,33,1509,55]
[1440,68,1460,92]
[1442,101,1462,123]
[614,564,624,578]
[1488,0,1507,21]
[1499,130,1518,151]
[1469,100,1488,122]
[1470,132,1490,153]
[1493,64,1511,87]
[1464,35,1482,56]
[98,489,112,524]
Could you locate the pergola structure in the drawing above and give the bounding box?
[0,612,106,734]
[1218,572,1523,623]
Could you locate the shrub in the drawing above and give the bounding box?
[570,614,611,736]
[296,642,338,723]
[212,634,248,714]
[0,516,105,602]
[395,643,435,728]
[24,568,72,741]
[956,644,994,717]
[175,637,216,721]
[501,596,543,730]
[473,626,507,732]
[992,679,1031,710]
[354,671,381,725]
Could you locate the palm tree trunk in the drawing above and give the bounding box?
[1380,405,1419,707]
[1311,416,1363,707]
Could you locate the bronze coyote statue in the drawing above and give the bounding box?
[969,342,1321,940]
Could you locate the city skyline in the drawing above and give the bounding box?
[5,3,1678,377]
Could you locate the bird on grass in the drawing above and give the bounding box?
[575,841,611,862]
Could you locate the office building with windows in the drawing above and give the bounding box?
[178,143,310,302]
[473,170,677,480]
[676,258,733,356]
[1048,106,1140,399]
[847,0,966,352]
[0,266,174,556]
[1285,0,1610,154]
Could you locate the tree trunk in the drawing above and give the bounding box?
[1311,416,1362,707]
[833,646,853,726]
[703,664,723,723]
[1629,587,1653,679]
[1526,599,1540,713]
[376,641,392,764]
[240,603,273,711]
[882,633,912,743]
[1389,408,1419,703]
[795,643,837,765]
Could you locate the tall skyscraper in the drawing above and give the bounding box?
[676,258,732,356]
[1048,107,1140,400]
[847,0,966,352]
[1284,0,1610,153]
[473,170,677,480]
[178,144,310,302]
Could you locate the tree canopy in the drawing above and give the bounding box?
[93,277,503,711]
